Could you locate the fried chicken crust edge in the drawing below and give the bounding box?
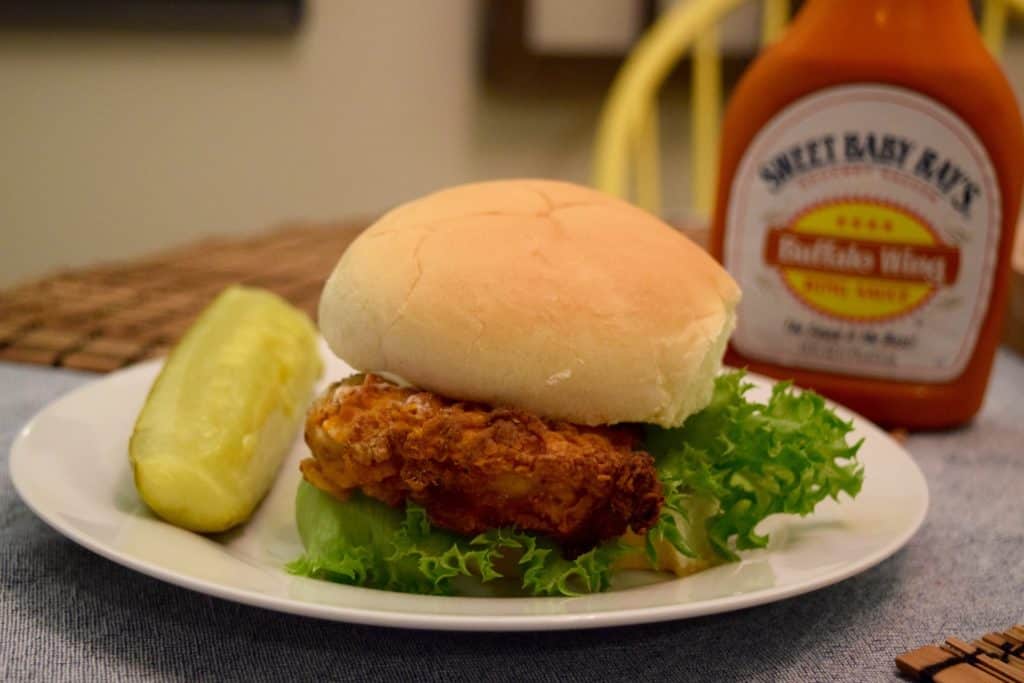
[301,374,663,554]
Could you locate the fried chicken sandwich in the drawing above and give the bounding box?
[289,179,864,596]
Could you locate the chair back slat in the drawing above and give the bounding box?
[633,104,662,212]
[692,27,723,216]
[760,0,789,45]
[982,0,1009,54]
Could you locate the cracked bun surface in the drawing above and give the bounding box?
[318,179,741,427]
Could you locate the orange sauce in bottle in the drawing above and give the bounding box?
[710,0,1024,428]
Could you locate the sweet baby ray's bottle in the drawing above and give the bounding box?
[710,0,1024,428]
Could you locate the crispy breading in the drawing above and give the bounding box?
[301,374,663,553]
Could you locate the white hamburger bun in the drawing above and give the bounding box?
[319,179,740,427]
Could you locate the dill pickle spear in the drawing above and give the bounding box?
[129,286,322,532]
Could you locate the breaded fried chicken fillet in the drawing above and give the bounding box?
[301,374,663,554]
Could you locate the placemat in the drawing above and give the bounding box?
[0,221,716,374]
[0,222,364,372]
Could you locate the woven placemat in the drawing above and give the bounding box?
[0,220,715,374]
[0,222,365,372]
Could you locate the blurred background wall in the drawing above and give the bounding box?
[1,0,1022,286]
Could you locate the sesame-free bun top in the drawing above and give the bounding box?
[319,179,740,427]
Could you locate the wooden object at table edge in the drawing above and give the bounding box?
[897,625,1024,682]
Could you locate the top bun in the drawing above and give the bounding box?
[319,179,740,427]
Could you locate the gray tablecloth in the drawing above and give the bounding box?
[3,353,1023,682]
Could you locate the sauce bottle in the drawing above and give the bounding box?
[710,0,1024,428]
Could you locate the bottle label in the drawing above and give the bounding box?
[724,85,1001,382]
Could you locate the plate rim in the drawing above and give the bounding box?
[8,360,929,632]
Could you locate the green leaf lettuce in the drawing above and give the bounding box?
[643,370,864,564]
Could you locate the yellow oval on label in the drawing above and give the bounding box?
[769,199,950,321]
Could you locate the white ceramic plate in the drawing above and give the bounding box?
[9,346,928,631]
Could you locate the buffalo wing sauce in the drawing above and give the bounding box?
[710,0,1024,428]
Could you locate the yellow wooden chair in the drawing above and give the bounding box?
[592,0,1023,220]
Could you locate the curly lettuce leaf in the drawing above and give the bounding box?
[287,481,625,596]
[515,533,625,596]
[643,370,864,563]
